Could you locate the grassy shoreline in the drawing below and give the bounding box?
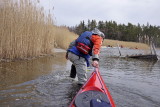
[103,39,149,50]
[0,0,150,62]
[54,28,150,50]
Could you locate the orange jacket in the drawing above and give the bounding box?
[90,34,103,61]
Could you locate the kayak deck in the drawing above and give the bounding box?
[69,68,116,107]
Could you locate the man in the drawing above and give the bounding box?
[66,28,105,85]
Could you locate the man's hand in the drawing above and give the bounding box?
[92,60,99,68]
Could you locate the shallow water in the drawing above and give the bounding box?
[0,48,160,107]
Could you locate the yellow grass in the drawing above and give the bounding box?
[103,39,149,50]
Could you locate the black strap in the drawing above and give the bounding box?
[85,37,93,48]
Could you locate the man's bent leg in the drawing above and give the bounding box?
[68,52,87,84]
[74,57,87,85]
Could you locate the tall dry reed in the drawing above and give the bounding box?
[54,26,78,49]
[0,0,55,61]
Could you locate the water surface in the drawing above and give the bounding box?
[0,48,160,107]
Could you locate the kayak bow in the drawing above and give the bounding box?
[69,68,116,107]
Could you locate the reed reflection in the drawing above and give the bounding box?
[0,53,67,90]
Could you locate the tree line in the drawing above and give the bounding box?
[69,20,160,47]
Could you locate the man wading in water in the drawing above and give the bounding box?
[66,28,105,86]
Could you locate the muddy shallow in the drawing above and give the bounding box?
[0,48,160,107]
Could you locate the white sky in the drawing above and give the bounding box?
[39,0,160,27]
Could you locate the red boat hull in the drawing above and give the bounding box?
[69,68,116,107]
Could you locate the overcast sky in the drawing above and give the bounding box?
[40,0,160,27]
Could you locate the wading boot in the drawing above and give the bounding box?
[70,64,76,78]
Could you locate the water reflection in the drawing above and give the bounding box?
[0,53,68,90]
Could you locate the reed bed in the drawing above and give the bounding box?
[0,0,55,61]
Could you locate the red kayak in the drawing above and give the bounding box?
[69,68,116,107]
